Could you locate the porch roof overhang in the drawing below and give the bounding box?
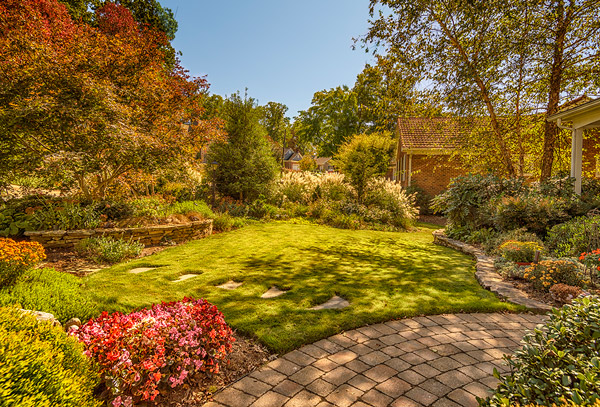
[547,97,600,194]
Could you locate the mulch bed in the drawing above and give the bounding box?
[42,242,183,276]
[151,333,274,407]
[506,278,563,308]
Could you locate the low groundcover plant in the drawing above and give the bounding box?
[74,297,235,407]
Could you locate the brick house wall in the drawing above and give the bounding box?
[396,153,466,196]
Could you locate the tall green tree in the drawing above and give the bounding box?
[364,0,600,178]
[258,102,290,146]
[295,86,365,157]
[207,93,279,202]
[333,133,395,204]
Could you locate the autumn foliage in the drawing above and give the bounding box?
[0,0,223,198]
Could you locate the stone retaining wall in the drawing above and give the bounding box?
[433,229,552,312]
[24,220,213,248]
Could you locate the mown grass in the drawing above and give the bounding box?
[84,221,521,353]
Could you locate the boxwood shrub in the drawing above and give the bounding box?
[0,306,99,407]
[480,296,600,406]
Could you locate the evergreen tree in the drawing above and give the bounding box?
[207,93,279,202]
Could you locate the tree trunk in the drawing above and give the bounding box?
[540,1,567,180]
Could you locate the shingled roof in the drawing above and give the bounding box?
[397,117,462,151]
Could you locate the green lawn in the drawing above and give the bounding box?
[84,221,521,353]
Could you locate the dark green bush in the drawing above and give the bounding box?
[0,306,100,407]
[75,236,144,264]
[94,201,134,221]
[481,296,600,406]
[0,268,98,324]
[491,194,571,237]
[405,183,433,215]
[436,174,600,240]
[247,197,279,219]
[546,215,600,257]
[431,173,526,230]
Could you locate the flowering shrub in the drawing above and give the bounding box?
[497,240,544,263]
[74,298,234,406]
[579,249,600,277]
[0,238,46,287]
[524,260,587,292]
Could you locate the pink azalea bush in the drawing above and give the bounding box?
[74,298,235,406]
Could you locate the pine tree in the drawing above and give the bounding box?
[207,93,279,202]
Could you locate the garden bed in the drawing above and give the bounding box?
[41,245,174,276]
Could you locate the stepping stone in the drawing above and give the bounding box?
[217,280,243,290]
[261,286,287,299]
[173,274,198,282]
[310,295,350,310]
[128,267,156,274]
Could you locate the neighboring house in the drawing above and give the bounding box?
[283,148,303,171]
[315,157,334,172]
[393,117,467,196]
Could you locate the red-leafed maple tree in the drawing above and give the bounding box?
[0,0,223,198]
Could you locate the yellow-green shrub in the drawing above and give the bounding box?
[0,306,99,407]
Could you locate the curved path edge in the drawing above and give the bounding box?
[203,313,546,407]
[432,229,552,312]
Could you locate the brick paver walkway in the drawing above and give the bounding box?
[204,313,546,407]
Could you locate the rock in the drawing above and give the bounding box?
[64,317,82,331]
[310,295,350,310]
[21,309,61,327]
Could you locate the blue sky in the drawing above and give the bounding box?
[160,0,374,118]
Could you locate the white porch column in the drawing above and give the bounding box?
[571,128,583,194]
[407,154,413,187]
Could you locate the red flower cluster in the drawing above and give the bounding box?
[74,298,235,407]
[580,248,600,273]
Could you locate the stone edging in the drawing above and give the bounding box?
[24,219,213,249]
[433,229,552,312]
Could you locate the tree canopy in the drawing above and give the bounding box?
[0,0,222,198]
[364,0,600,178]
[333,133,395,204]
